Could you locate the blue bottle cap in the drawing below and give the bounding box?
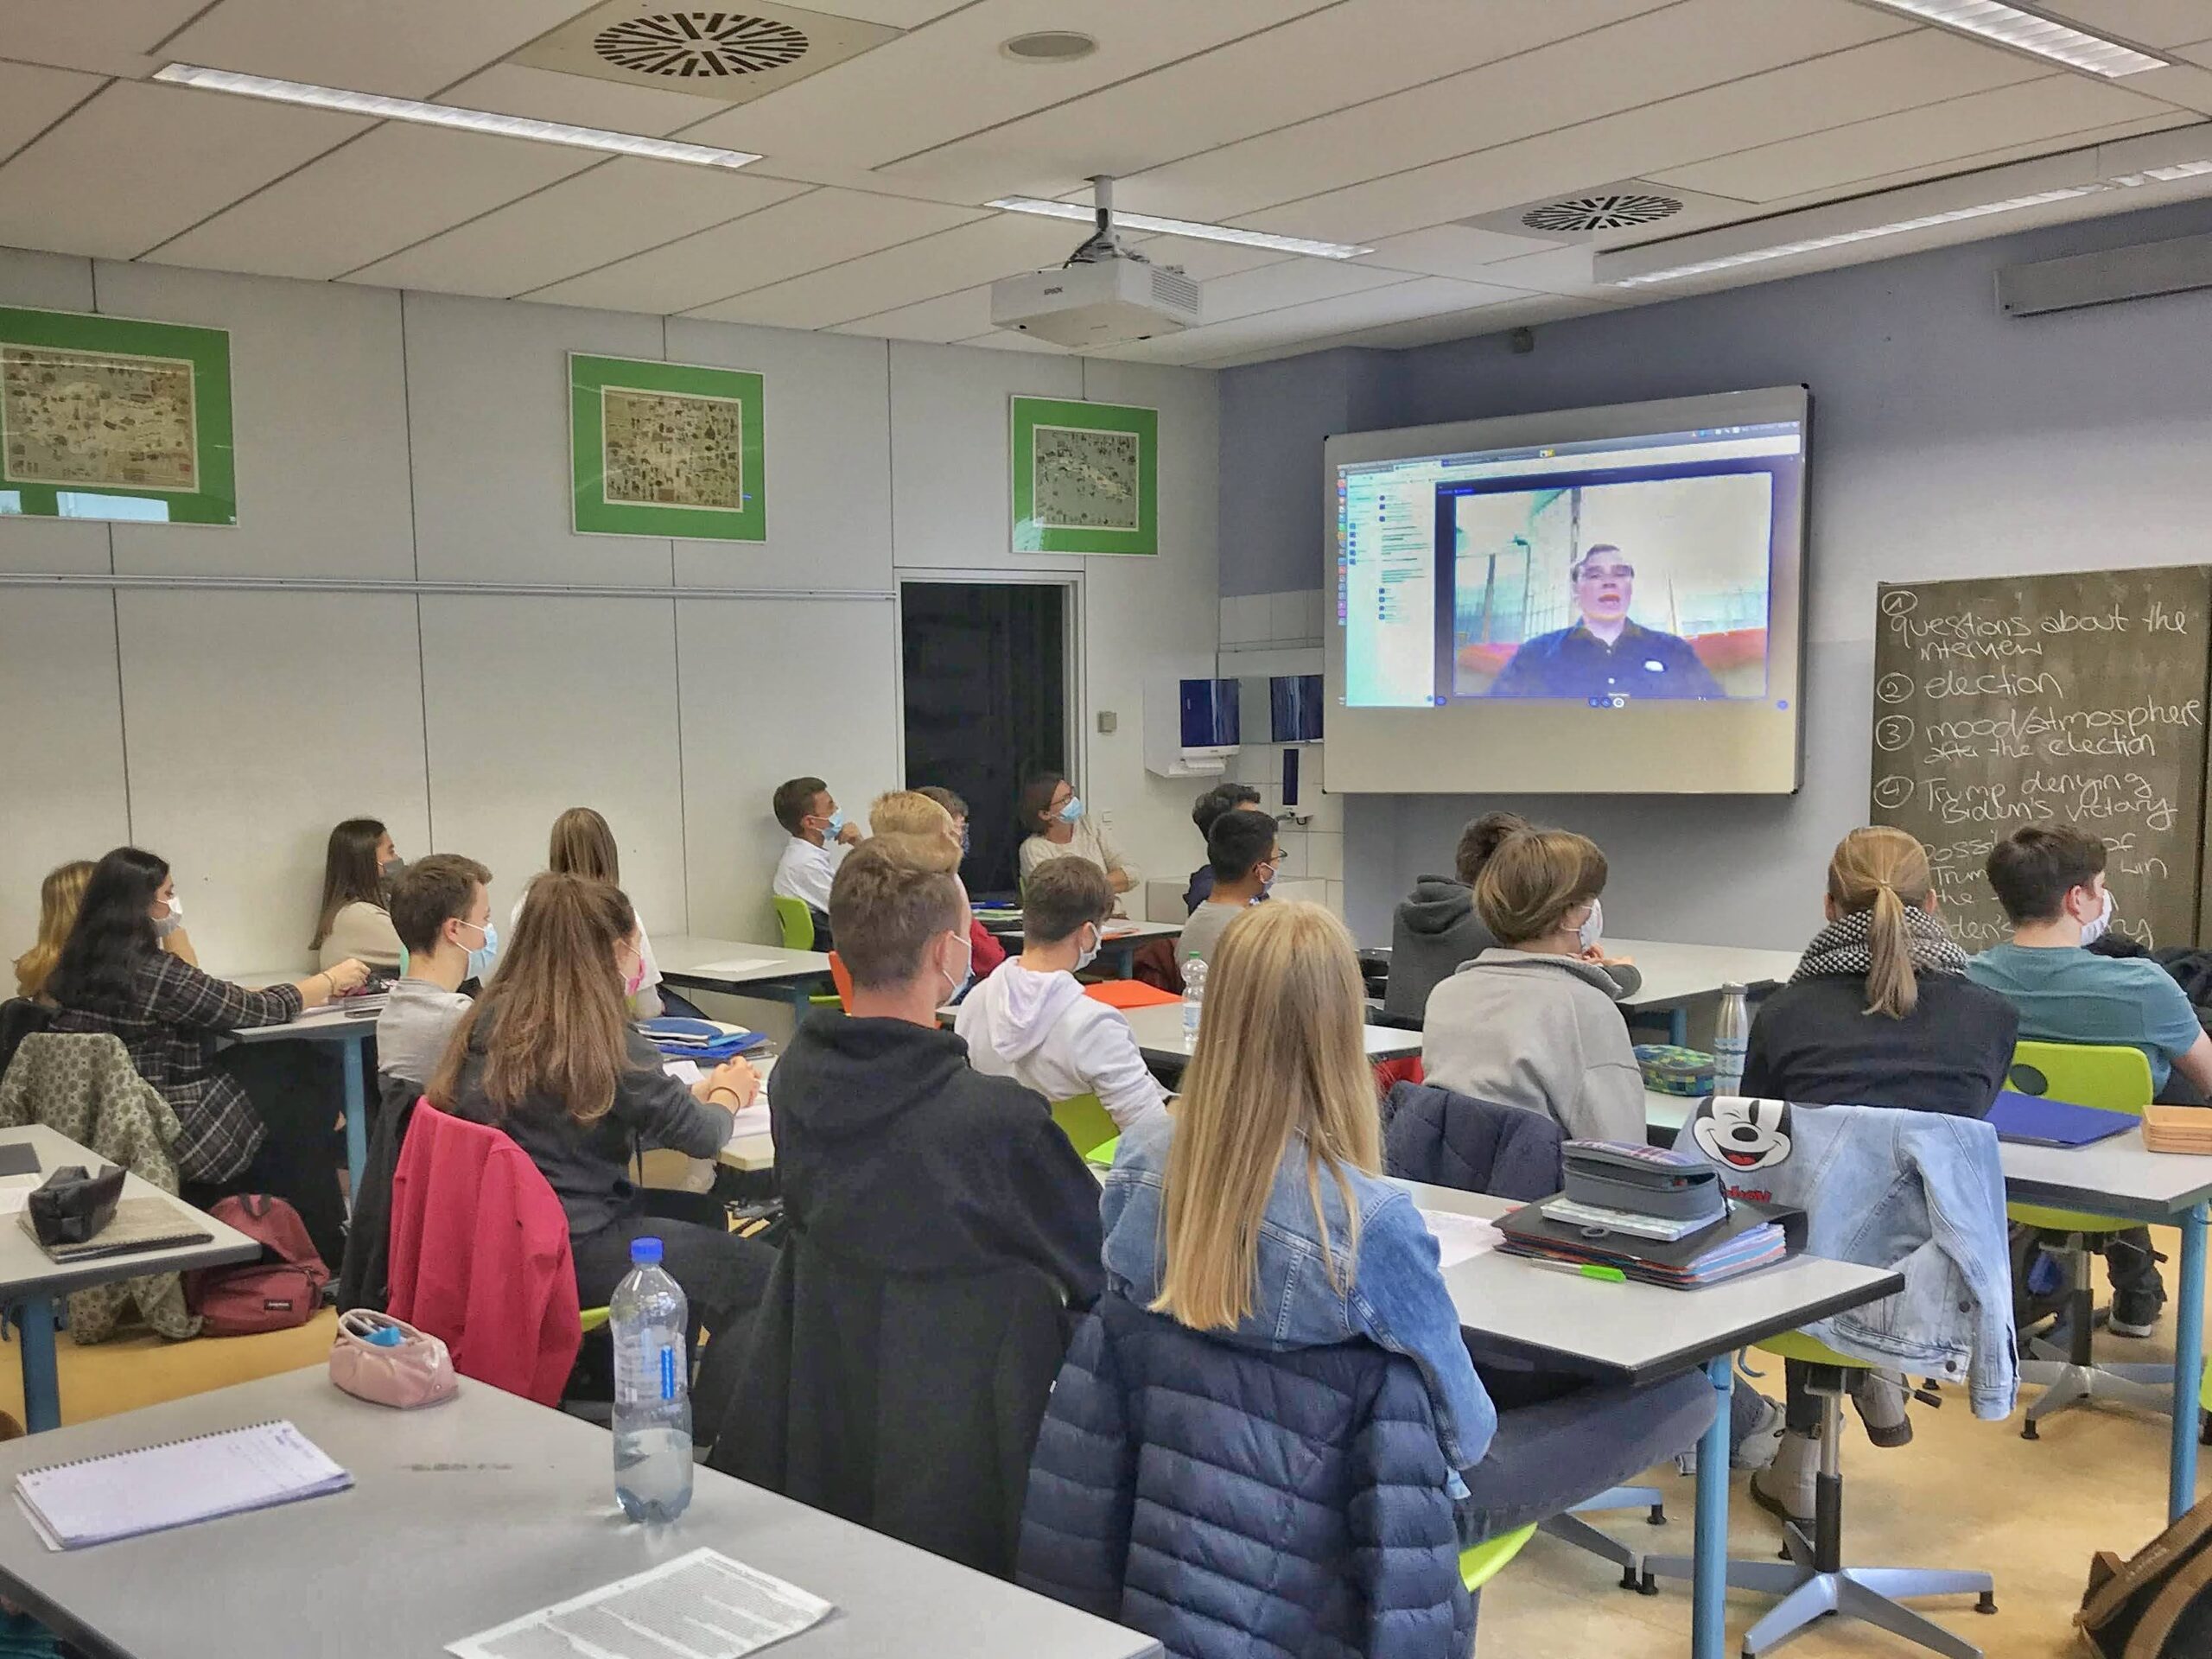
[630,1236,664,1266]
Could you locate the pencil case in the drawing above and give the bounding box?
[1560,1141,1726,1223]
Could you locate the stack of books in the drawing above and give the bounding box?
[1498,1197,1798,1289]
[2142,1105,2212,1155]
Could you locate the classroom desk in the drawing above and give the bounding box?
[1118,1001,1421,1073]
[223,997,379,1198]
[977,918,1182,980]
[0,1365,1160,1659]
[0,1126,257,1433]
[1607,938,1802,1046]
[1406,1180,1902,1659]
[654,935,837,1019]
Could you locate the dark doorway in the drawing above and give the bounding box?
[901,581,1068,899]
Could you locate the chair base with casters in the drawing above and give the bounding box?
[1541,1484,1669,1593]
[2005,1039,2159,1440]
[1644,1333,1995,1659]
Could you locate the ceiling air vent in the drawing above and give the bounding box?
[1522,192,1683,234]
[512,1,899,105]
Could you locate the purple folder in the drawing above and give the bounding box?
[1984,1090,2139,1149]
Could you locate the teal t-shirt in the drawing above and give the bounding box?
[1964,943,2202,1093]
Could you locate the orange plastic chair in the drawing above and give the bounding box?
[1083,979,1179,1010]
[827,950,854,1012]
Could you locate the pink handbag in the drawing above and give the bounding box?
[328,1309,458,1408]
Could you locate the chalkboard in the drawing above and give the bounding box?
[1870,565,2212,952]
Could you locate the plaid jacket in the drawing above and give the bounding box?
[49,952,303,1182]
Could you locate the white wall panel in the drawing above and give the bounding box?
[114,589,429,976]
[94,262,416,580]
[676,596,902,944]
[0,590,129,965]
[419,594,688,944]
[404,291,672,588]
[0,246,107,575]
[661,320,894,593]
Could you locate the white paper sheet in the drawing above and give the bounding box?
[1417,1209,1503,1269]
[724,1103,771,1141]
[664,1059,703,1086]
[447,1548,831,1659]
[684,957,781,978]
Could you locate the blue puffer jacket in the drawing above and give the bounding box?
[1018,1291,1473,1659]
[1382,1080,1565,1202]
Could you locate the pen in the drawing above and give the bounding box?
[1522,1260,1628,1283]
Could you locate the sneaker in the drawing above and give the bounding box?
[2111,1284,2165,1339]
[1848,1369,1913,1448]
[1750,1430,1818,1531]
[1732,1390,1786,1471]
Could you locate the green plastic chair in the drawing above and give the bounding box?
[772,895,842,1008]
[2004,1039,2171,1439]
[1459,1522,1535,1595]
[1051,1093,1120,1162]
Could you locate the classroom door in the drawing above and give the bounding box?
[900,581,1068,897]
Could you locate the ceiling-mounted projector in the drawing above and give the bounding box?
[991,176,1202,348]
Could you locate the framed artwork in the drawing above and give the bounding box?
[1011,395,1157,555]
[570,353,766,541]
[0,305,235,524]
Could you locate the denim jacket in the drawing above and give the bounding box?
[1101,1110,1497,1469]
[1676,1097,2017,1419]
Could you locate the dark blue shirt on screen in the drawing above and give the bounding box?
[1488,620,1724,701]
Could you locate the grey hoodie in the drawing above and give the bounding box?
[1387,878,1643,1022]
[1419,949,1646,1146]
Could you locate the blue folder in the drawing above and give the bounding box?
[639,1016,767,1063]
[1984,1090,2139,1149]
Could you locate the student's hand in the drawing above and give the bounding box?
[1108,867,1136,894]
[697,1058,760,1110]
[325,958,372,995]
[1587,948,1634,967]
[836,821,864,847]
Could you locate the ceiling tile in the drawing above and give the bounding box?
[818,0,971,22]
[1228,20,2101,246]
[0,60,104,168]
[835,283,998,342]
[1193,258,1412,325]
[683,213,1081,326]
[0,0,207,77]
[147,124,598,280]
[1754,111,2201,210]
[879,0,1677,201]
[526,188,983,313]
[1106,0,1916,225]
[162,0,588,98]
[673,0,1337,171]
[1456,242,1603,294]
[2123,60,2212,115]
[1103,275,1488,363]
[1653,73,2177,200]
[344,160,810,296]
[2038,1,2212,47]
[0,79,366,260]
[435,60,734,134]
[1355,223,1581,280]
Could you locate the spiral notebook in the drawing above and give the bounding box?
[14,1419,352,1550]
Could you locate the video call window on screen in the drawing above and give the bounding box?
[1339,421,1802,709]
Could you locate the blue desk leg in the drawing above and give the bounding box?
[1693,1354,1733,1659]
[2171,1202,2207,1523]
[1669,1007,1688,1047]
[340,1035,367,1203]
[16,1296,59,1433]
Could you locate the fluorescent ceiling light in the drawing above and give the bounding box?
[152,63,761,169]
[988,195,1370,259]
[1612,187,2102,284]
[1851,0,2166,76]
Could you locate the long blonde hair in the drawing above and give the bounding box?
[1153,900,1382,1332]
[14,860,94,1001]
[1828,825,1936,1020]
[428,873,638,1126]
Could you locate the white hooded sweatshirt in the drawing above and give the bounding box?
[953,962,1170,1131]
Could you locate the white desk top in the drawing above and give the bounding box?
[1606,937,1802,1012]
[980,919,1185,944]
[0,1126,258,1301]
[222,999,384,1045]
[0,1366,1159,1659]
[1405,1182,1902,1385]
[654,936,834,986]
[1119,1002,1421,1067]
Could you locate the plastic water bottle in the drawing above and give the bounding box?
[610,1236,693,1523]
[1713,982,1750,1096]
[1182,956,1207,1046]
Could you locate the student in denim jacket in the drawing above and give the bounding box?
[1099,899,1497,1495]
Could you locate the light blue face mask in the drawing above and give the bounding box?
[1058,794,1084,824]
[943,932,975,1002]
[461,918,500,983]
[821,808,845,842]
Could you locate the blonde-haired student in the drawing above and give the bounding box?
[870,789,1004,984]
[13,860,93,1001]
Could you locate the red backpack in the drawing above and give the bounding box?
[183,1195,330,1336]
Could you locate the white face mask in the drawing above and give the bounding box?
[1073,923,1102,974]
[152,893,183,938]
[2078,887,2113,948]
[1577,897,1603,954]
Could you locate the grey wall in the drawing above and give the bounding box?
[1217,196,2212,948]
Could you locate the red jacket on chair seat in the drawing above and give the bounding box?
[387,1103,582,1405]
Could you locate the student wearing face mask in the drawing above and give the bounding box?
[1967,824,2212,1337]
[376,854,495,1089]
[1016,771,1139,896]
[1419,828,1645,1145]
[48,847,371,1262]
[312,817,405,973]
[1174,809,1281,976]
[869,790,1005,985]
[955,855,1168,1132]
[772,776,861,949]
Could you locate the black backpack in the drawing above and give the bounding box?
[2079,1496,2212,1657]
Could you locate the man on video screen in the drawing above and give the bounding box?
[1488,544,1723,701]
